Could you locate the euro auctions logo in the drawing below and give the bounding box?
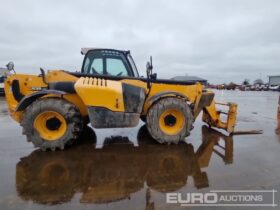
[166,190,278,207]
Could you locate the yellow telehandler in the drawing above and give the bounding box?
[3,48,237,150]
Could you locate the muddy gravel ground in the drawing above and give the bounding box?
[0,90,279,210]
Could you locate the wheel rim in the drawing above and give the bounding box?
[159,109,185,135]
[34,111,67,141]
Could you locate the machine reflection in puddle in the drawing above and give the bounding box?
[16,125,233,205]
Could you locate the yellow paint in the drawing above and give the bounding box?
[4,71,87,122]
[202,101,238,134]
[74,77,125,112]
[226,103,238,133]
[34,111,67,141]
[46,70,78,82]
[4,70,237,134]
[159,109,185,135]
[122,79,202,115]
[4,74,47,122]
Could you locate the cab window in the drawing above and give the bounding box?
[106,58,128,76]
[91,58,103,74]
[84,57,103,74]
[84,57,90,73]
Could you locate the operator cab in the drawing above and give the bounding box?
[81,48,139,77]
[75,48,196,86]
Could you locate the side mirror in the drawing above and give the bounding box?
[40,68,48,85]
[146,56,153,71]
[151,73,157,80]
[6,62,14,71]
[146,61,151,71]
[146,56,154,89]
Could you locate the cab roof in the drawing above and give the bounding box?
[81,48,130,55]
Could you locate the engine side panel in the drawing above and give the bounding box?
[74,77,125,112]
[75,77,146,128]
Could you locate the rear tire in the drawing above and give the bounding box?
[21,98,83,151]
[146,97,193,144]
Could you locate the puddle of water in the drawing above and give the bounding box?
[0,91,280,210]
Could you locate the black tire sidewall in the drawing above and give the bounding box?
[21,98,82,150]
[146,97,193,143]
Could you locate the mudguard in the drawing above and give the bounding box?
[15,90,66,112]
[146,91,189,107]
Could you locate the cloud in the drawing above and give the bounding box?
[0,0,279,83]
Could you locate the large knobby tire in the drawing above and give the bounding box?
[146,97,193,144]
[21,98,83,151]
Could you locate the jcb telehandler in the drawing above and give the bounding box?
[4,48,237,151]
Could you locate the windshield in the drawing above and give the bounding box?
[127,54,139,77]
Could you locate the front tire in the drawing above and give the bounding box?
[21,98,83,151]
[146,97,193,144]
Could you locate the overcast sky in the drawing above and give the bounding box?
[0,0,279,84]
